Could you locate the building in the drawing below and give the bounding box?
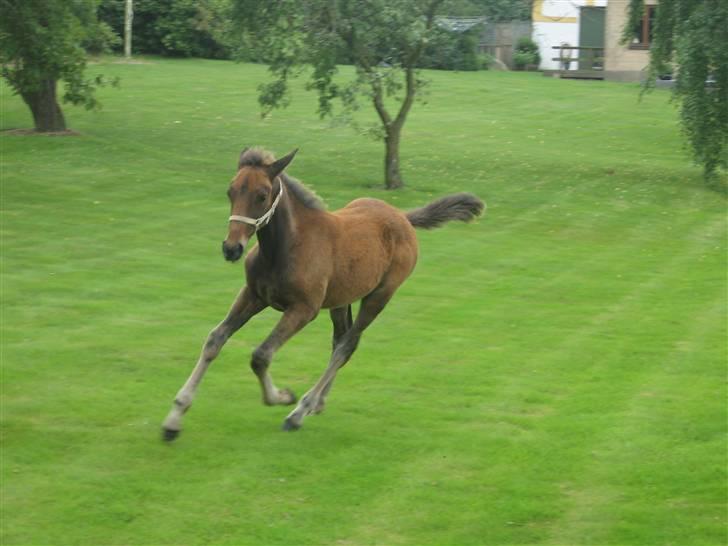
[532,0,657,81]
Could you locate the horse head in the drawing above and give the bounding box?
[222,148,298,262]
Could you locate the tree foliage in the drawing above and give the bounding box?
[442,0,531,21]
[98,0,232,58]
[0,0,117,132]
[231,0,445,188]
[96,0,527,62]
[624,0,728,180]
[419,25,489,71]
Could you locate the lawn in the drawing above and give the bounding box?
[1,58,726,545]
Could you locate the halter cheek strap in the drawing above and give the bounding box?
[228,180,285,231]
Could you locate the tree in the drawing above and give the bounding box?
[231,0,445,189]
[443,0,531,21]
[624,0,727,180]
[0,0,116,132]
[124,0,133,59]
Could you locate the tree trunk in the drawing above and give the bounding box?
[21,78,67,132]
[384,124,404,189]
[124,0,133,59]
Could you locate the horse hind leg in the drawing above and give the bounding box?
[283,289,393,431]
[161,287,265,441]
[314,305,353,414]
[331,304,353,349]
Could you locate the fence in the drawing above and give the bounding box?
[479,21,532,69]
[551,45,605,79]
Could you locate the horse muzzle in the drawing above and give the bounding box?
[222,241,244,262]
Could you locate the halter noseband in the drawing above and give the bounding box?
[228,180,285,232]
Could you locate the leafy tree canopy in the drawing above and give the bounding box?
[98,0,232,58]
[0,0,117,132]
[442,0,531,20]
[231,0,446,188]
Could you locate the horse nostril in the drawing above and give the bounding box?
[222,241,244,262]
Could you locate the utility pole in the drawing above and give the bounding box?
[124,0,133,59]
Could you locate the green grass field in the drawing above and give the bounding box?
[1,58,726,545]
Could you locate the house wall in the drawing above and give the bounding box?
[532,0,608,71]
[603,0,656,81]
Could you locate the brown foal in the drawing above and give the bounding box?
[162,147,484,439]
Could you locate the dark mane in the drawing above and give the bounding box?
[239,147,275,168]
[280,173,326,211]
[239,147,325,211]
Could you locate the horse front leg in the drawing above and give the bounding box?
[250,303,319,406]
[162,287,266,441]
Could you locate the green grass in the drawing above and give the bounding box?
[1,58,726,546]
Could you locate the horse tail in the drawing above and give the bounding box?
[406,193,485,230]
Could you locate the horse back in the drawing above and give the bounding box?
[320,198,418,308]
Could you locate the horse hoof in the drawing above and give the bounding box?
[162,427,180,442]
[280,388,297,405]
[281,418,301,432]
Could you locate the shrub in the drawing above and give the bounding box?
[476,53,493,70]
[512,51,535,69]
[419,26,486,71]
[513,36,541,70]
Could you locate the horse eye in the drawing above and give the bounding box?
[256,193,267,203]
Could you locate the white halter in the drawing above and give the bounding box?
[228,180,285,231]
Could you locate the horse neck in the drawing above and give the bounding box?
[256,183,297,267]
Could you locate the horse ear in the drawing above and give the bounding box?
[237,147,250,169]
[267,148,298,180]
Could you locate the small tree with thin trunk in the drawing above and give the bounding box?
[124,0,133,59]
[0,0,115,133]
[231,0,445,189]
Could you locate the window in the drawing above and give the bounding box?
[630,4,656,49]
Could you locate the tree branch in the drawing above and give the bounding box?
[393,0,443,128]
[338,21,392,128]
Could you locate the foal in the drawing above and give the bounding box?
[162,148,484,439]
